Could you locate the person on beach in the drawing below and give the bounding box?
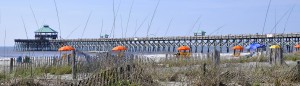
[16,56,22,63]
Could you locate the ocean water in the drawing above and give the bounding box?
[0,46,223,57]
[0,46,62,58]
[1,45,285,58]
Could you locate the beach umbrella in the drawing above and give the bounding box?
[58,45,75,51]
[232,45,243,50]
[257,44,266,48]
[58,45,77,79]
[177,45,191,58]
[295,44,300,48]
[112,45,127,57]
[177,45,190,51]
[112,45,127,51]
[246,43,265,50]
[269,45,280,49]
[232,45,243,57]
[246,44,257,50]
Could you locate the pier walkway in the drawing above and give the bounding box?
[15,33,300,53]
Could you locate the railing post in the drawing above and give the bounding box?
[10,58,14,73]
[297,61,300,73]
[72,50,77,79]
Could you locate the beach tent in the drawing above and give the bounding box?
[269,45,280,49]
[176,45,191,57]
[112,45,127,57]
[232,45,243,57]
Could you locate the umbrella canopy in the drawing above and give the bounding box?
[257,44,266,48]
[295,44,300,48]
[246,44,258,50]
[246,43,265,50]
[58,46,75,51]
[270,45,280,49]
[177,45,190,51]
[112,45,127,51]
[232,45,243,50]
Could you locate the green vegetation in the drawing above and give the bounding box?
[0,73,7,80]
[1,52,300,85]
[284,53,300,61]
[12,65,72,78]
[157,58,206,67]
[48,65,72,75]
[222,56,268,63]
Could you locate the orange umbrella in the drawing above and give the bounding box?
[177,45,190,51]
[295,44,300,48]
[112,46,127,51]
[232,45,243,50]
[58,45,75,51]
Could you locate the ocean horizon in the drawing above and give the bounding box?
[0,45,290,58]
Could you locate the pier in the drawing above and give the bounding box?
[15,33,300,53]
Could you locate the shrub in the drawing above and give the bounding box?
[284,54,299,61]
[49,66,72,75]
[0,73,6,80]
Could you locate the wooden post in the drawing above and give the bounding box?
[297,61,300,74]
[277,48,284,65]
[72,50,77,79]
[126,65,131,80]
[268,48,271,64]
[103,71,107,85]
[226,47,229,53]
[269,48,284,65]
[206,52,210,60]
[10,58,13,73]
[203,63,206,75]
[53,57,57,66]
[211,49,220,66]
[233,50,236,56]
[67,54,70,65]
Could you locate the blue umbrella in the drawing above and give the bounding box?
[246,43,263,50]
[246,45,257,50]
[257,44,266,48]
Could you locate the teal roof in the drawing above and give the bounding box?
[195,30,206,33]
[35,25,58,33]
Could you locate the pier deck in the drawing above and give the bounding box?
[15,33,300,53]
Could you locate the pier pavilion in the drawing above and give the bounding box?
[34,25,58,40]
[15,25,58,51]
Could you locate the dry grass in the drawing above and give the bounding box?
[1,53,300,85]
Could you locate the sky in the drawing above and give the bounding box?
[0,0,299,46]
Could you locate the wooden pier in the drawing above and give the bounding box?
[15,33,300,53]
